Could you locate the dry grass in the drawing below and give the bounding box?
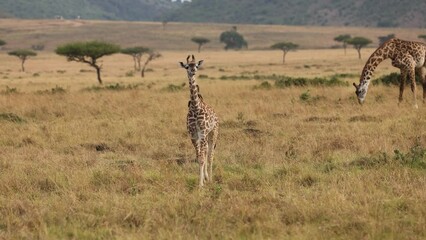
[0,20,426,240]
[0,19,425,51]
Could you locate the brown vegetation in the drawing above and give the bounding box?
[0,20,425,239]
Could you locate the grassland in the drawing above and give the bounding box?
[0,20,425,239]
[1,19,425,51]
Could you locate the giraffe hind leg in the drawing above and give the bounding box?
[408,68,418,109]
[419,66,426,103]
[398,70,406,104]
[207,126,219,182]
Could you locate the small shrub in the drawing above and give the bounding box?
[125,71,134,77]
[349,115,380,122]
[33,72,40,77]
[273,167,288,179]
[186,177,198,192]
[350,152,389,169]
[1,86,18,95]
[219,75,251,80]
[51,85,66,94]
[299,175,316,187]
[373,72,422,86]
[299,90,311,101]
[105,83,127,90]
[210,184,223,199]
[253,81,272,90]
[37,86,67,95]
[198,74,209,79]
[0,113,26,123]
[83,83,143,92]
[57,70,66,74]
[394,144,426,169]
[164,83,186,92]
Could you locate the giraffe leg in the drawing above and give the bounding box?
[191,138,204,187]
[398,70,406,105]
[199,140,208,187]
[207,126,219,182]
[408,68,418,109]
[419,66,426,103]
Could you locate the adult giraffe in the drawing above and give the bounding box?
[353,38,426,108]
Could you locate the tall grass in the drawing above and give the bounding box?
[0,43,425,239]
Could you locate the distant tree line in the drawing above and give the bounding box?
[2,30,426,80]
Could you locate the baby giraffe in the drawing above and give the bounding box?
[180,55,219,187]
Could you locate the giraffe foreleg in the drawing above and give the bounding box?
[199,140,208,187]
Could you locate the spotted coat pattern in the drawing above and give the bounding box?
[180,55,219,187]
[353,38,426,108]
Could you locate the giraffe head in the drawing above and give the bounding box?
[353,81,368,105]
[180,55,203,76]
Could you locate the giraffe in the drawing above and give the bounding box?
[180,55,219,187]
[353,38,426,108]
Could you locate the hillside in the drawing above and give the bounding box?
[166,0,426,28]
[0,0,178,21]
[1,0,426,28]
[1,19,425,52]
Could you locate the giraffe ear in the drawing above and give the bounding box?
[179,62,187,68]
[197,60,204,67]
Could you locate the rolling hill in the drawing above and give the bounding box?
[0,0,425,28]
[166,0,426,28]
[0,0,178,21]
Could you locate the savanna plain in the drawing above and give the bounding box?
[0,20,425,239]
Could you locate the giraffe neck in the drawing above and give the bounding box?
[188,74,201,108]
[359,40,395,90]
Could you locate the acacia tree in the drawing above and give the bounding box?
[418,34,426,42]
[8,49,37,72]
[121,46,149,71]
[347,37,372,59]
[141,50,161,78]
[0,39,6,50]
[219,29,248,50]
[333,34,351,55]
[271,42,298,64]
[191,37,210,53]
[55,41,120,84]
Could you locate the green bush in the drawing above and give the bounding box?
[163,83,186,92]
[372,72,422,86]
[394,145,426,169]
[0,113,26,123]
[253,81,272,90]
